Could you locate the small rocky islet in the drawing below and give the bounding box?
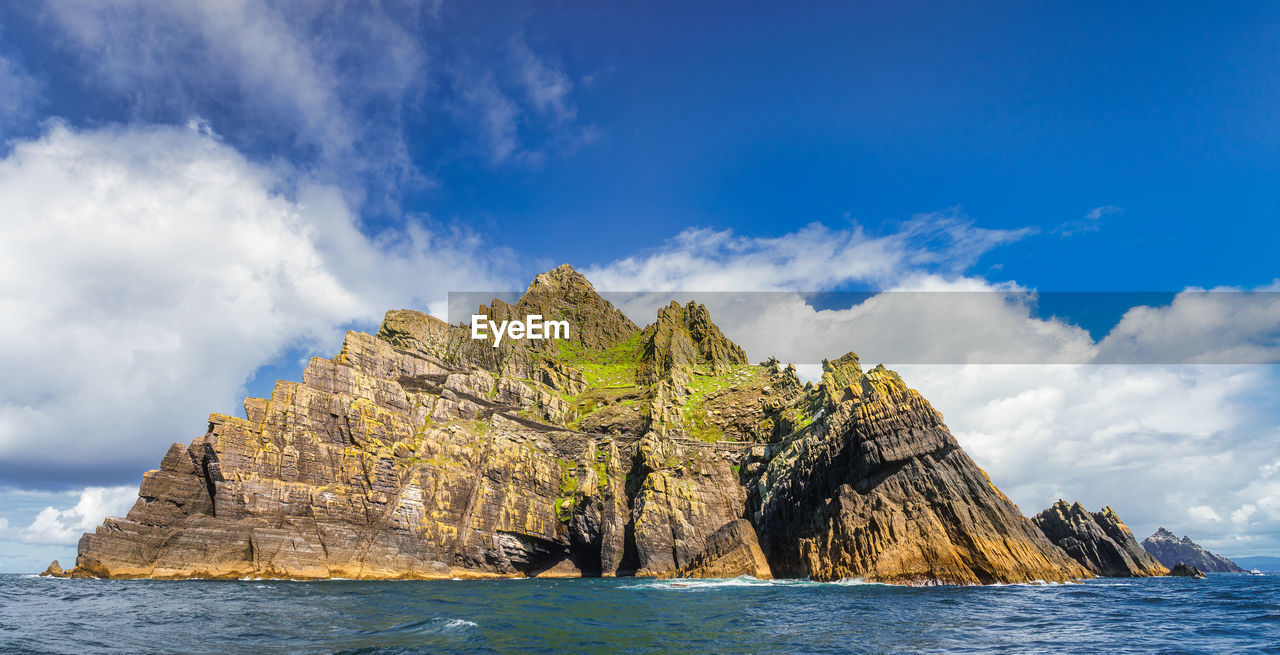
[1141,527,1245,573]
[44,265,1217,584]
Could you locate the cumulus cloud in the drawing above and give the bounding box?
[42,0,427,187]
[0,517,8,533]
[1097,286,1280,364]
[18,486,136,545]
[0,122,516,486]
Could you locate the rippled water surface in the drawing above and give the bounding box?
[2,573,1278,653]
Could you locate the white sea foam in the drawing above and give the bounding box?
[623,576,822,591]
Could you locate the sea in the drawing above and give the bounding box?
[1,573,1277,654]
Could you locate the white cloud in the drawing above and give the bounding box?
[511,36,576,123]
[18,486,136,545]
[1097,286,1280,364]
[454,72,523,165]
[1188,505,1225,523]
[42,0,427,185]
[584,213,1031,293]
[0,517,8,533]
[1055,205,1120,236]
[450,37,595,166]
[1232,504,1258,524]
[0,122,515,484]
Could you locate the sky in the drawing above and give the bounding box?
[1,1,1278,572]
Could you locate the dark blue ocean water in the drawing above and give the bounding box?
[2,574,1278,654]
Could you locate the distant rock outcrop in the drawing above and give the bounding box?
[1032,501,1168,577]
[1167,563,1207,578]
[1141,528,1244,573]
[39,560,69,578]
[669,519,773,580]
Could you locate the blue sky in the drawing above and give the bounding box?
[5,1,1277,289]
[1,1,1279,571]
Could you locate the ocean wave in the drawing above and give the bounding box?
[622,575,1078,590]
[621,575,793,590]
[355,616,479,637]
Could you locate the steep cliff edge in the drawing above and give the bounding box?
[1032,501,1168,577]
[1142,528,1244,572]
[72,265,1097,584]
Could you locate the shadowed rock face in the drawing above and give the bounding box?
[748,356,1090,585]
[1142,527,1244,573]
[669,519,772,580]
[1032,501,1168,577]
[71,265,1094,584]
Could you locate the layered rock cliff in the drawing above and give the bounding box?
[1142,527,1244,573]
[668,519,772,580]
[747,355,1089,584]
[70,265,1106,584]
[1032,501,1168,577]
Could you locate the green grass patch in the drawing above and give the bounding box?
[555,333,645,389]
[555,457,579,523]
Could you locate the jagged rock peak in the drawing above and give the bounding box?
[637,300,747,386]
[819,352,862,404]
[1142,527,1244,573]
[481,264,640,352]
[526,263,591,293]
[1032,500,1168,577]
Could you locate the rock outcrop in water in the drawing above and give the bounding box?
[39,560,68,578]
[69,265,1102,584]
[1032,501,1168,577]
[1141,528,1244,573]
[1167,563,1207,578]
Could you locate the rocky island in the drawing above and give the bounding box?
[58,265,1160,584]
[1032,501,1167,577]
[1142,528,1244,573]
